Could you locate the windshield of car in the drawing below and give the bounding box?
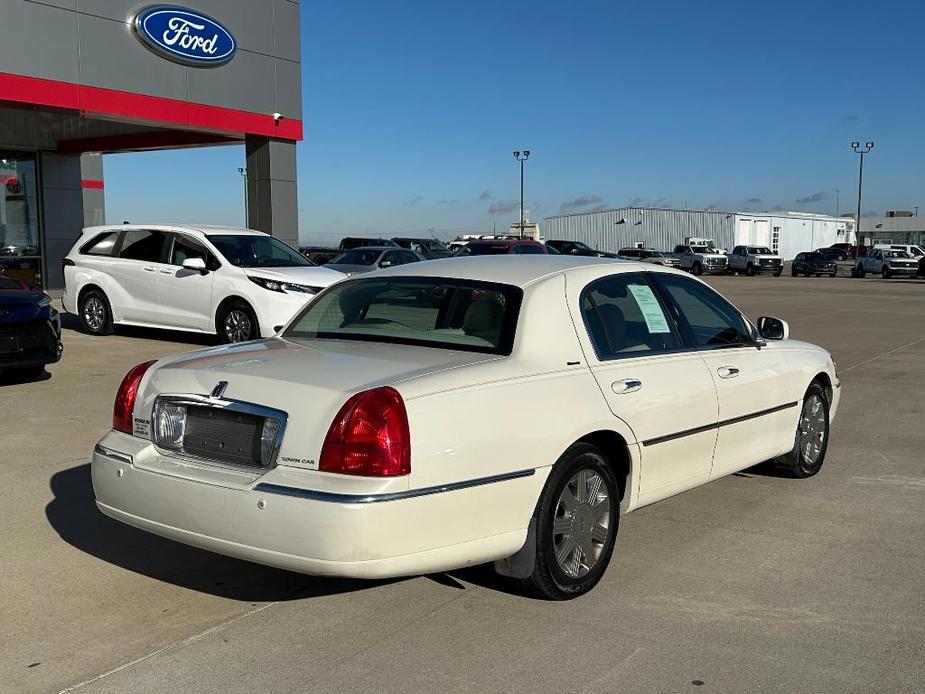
[210,235,309,268]
[332,249,382,265]
[690,246,711,254]
[284,277,522,354]
[455,243,511,256]
[747,247,773,254]
[884,250,910,258]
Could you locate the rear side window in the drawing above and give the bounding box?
[581,274,681,359]
[80,232,118,257]
[513,244,544,255]
[119,230,168,262]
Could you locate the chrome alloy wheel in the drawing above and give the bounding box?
[83,296,106,332]
[799,393,827,465]
[223,309,252,343]
[552,469,611,579]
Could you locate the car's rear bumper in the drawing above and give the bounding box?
[91,431,543,579]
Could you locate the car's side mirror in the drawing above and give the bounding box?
[379,260,392,268]
[757,316,789,340]
[182,257,208,274]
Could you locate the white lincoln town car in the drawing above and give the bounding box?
[91,256,840,599]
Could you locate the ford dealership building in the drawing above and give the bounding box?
[0,0,302,289]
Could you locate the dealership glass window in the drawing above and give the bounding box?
[0,155,42,286]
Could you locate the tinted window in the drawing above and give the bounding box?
[285,277,522,355]
[334,249,382,266]
[655,275,752,348]
[513,244,544,255]
[169,234,216,268]
[119,230,168,262]
[582,275,681,358]
[457,243,511,256]
[618,249,640,258]
[80,232,118,257]
[747,247,773,254]
[381,251,403,266]
[399,251,420,264]
[210,235,309,267]
[690,246,710,254]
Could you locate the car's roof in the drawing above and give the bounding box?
[81,224,268,237]
[467,238,542,246]
[373,255,676,288]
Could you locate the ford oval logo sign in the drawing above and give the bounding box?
[133,5,236,67]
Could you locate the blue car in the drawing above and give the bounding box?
[0,276,63,380]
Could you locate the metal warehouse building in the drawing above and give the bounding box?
[542,207,854,260]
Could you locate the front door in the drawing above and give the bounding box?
[569,270,719,506]
[652,273,794,479]
[157,233,216,330]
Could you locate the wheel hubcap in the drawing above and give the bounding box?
[799,394,827,465]
[83,297,105,331]
[553,468,610,579]
[224,310,252,342]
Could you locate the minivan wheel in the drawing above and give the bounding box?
[218,300,258,344]
[79,289,113,336]
[518,443,619,600]
[775,384,830,478]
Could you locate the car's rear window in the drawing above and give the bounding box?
[458,243,511,256]
[334,249,381,265]
[284,277,522,354]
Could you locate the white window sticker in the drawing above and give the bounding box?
[628,284,671,334]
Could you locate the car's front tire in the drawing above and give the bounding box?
[692,262,702,276]
[882,267,891,279]
[519,443,619,600]
[776,383,830,478]
[745,263,756,276]
[218,299,259,344]
[78,288,114,336]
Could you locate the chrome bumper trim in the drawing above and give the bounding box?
[254,468,536,504]
[94,443,134,466]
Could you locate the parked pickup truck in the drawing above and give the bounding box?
[673,244,729,275]
[727,245,783,276]
[852,248,919,278]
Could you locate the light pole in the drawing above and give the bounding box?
[851,141,873,255]
[513,150,530,237]
[237,167,248,227]
[834,189,839,218]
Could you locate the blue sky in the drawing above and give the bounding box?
[104,0,925,244]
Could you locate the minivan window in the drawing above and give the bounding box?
[210,235,309,268]
[285,277,522,354]
[119,230,168,262]
[80,232,118,257]
[169,234,217,269]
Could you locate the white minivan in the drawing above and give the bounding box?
[62,225,345,343]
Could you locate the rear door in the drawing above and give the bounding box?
[157,233,217,330]
[108,229,169,323]
[569,270,719,506]
[652,273,794,478]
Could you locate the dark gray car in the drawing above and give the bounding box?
[325,246,424,275]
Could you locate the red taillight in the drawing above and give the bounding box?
[319,387,410,477]
[113,360,157,434]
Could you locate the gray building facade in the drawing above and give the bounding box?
[0,0,302,289]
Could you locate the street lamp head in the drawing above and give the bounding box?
[513,150,520,159]
[865,141,874,149]
[523,150,531,159]
[851,141,860,149]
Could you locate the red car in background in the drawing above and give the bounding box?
[453,239,549,255]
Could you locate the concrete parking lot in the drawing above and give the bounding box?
[1,273,923,694]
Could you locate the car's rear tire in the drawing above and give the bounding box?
[692,262,702,276]
[775,383,830,478]
[856,265,865,278]
[745,263,756,276]
[518,443,619,600]
[791,267,798,277]
[217,299,259,344]
[78,288,114,336]
[882,267,891,279]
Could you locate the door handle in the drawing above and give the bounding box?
[159,269,173,274]
[612,378,642,394]
[143,266,156,272]
[717,366,739,379]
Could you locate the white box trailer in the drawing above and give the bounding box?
[734,213,850,260]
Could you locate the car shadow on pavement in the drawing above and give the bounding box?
[46,464,396,601]
[60,313,215,347]
[0,368,51,387]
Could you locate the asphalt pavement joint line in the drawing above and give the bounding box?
[839,337,925,375]
[56,601,281,693]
